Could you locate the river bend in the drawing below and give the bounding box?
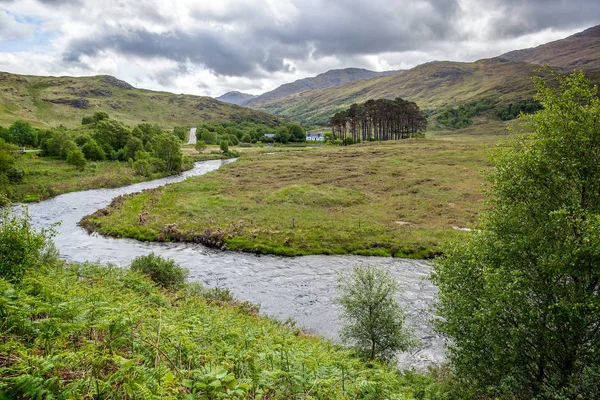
[19,159,444,369]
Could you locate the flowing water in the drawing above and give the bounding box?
[19,159,444,369]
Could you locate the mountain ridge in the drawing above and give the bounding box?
[246,24,600,124]
[0,72,284,128]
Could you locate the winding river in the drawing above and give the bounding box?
[20,159,444,369]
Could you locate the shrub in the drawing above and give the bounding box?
[129,253,188,289]
[0,208,57,283]
[220,141,229,153]
[66,149,86,170]
[81,139,106,161]
[6,166,24,183]
[195,140,207,153]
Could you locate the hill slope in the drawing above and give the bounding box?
[245,67,402,107]
[0,72,284,128]
[500,25,600,71]
[250,59,551,125]
[249,25,600,125]
[215,90,256,105]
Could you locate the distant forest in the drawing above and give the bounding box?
[329,98,427,144]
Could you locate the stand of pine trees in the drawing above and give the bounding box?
[329,98,427,143]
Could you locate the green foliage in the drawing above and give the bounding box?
[6,166,24,183]
[92,111,109,123]
[81,138,106,161]
[122,136,143,161]
[0,138,17,173]
[129,253,188,289]
[172,126,187,141]
[0,208,57,283]
[336,265,417,362]
[288,123,305,142]
[7,120,37,147]
[433,71,600,398]
[152,134,183,172]
[219,140,229,153]
[93,119,131,157]
[195,140,206,153]
[199,129,217,144]
[81,115,93,125]
[435,98,496,129]
[66,148,87,170]
[496,100,543,120]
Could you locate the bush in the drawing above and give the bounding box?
[6,166,24,183]
[220,141,229,153]
[81,116,93,125]
[81,139,106,161]
[66,149,86,170]
[0,208,57,283]
[195,140,206,153]
[129,253,188,289]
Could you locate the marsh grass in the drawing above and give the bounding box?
[85,132,495,257]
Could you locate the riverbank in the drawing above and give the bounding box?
[1,251,445,398]
[5,152,198,203]
[82,136,492,258]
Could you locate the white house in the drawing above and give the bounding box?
[306,131,324,141]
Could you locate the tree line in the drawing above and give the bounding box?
[329,98,427,144]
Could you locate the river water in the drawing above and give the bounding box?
[19,159,445,369]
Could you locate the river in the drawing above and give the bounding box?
[19,159,445,369]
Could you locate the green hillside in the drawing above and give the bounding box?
[0,72,284,128]
[250,59,549,125]
[249,25,600,125]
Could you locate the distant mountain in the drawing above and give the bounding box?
[249,59,552,125]
[245,68,402,106]
[0,72,284,128]
[248,25,600,125]
[215,91,256,106]
[499,25,600,71]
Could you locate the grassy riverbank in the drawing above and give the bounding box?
[5,153,188,203]
[83,125,503,257]
[0,224,447,399]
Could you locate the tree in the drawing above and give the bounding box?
[0,139,17,174]
[81,138,106,161]
[66,149,86,170]
[172,126,187,141]
[432,71,600,399]
[8,120,37,148]
[288,123,305,142]
[195,140,206,153]
[152,133,182,172]
[93,119,131,156]
[336,265,416,362]
[219,140,229,153]
[200,129,217,145]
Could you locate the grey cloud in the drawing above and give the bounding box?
[485,0,600,38]
[62,0,463,79]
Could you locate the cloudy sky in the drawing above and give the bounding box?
[0,0,598,97]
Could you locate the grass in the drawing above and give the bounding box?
[1,260,448,399]
[5,153,178,202]
[0,72,285,129]
[83,125,507,258]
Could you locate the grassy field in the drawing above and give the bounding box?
[5,153,181,202]
[82,123,508,258]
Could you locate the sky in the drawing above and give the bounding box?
[0,0,598,97]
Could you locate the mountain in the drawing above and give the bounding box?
[499,25,600,71]
[245,68,402,106]
[0,72,284,128]
[248,25,600,125]
[215,91,256,105]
